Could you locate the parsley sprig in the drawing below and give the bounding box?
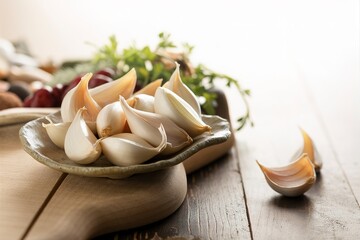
[94,33,253,130]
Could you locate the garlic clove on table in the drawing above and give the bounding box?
[257,153,316,197]
[300,128,322,172]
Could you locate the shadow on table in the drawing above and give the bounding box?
[269,195,311,210]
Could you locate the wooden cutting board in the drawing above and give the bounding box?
[0,91,233,239]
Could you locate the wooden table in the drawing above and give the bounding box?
[1,70,359,239]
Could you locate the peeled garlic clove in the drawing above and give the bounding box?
[300,128,322,172]
[42,117,70,149]
[64,107,102,164]
[120,96,192,154]
[257,154,316,197]
[101,125,167,166]
[154,87,211,137]
[90,68,136,107]
[127,94,155,112]
[61,73,101,123]
[134,78,162,96]
[96,101,126,138]
[163,62,201,115]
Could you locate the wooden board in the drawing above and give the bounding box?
[0,120,189,239]
[0,123,62,240]
[27,164,187,239]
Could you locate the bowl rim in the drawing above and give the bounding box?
[19,111,231,179]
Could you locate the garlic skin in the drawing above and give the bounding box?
[96,101,126,138]
[120,96,192,155]
[154,87,211,137]
[127,94,155,112]
[300,128,322,172]
[101,125,167,166]
[42,117,70,149]
[61,73,101,124]
[163,62,201,116]
[257,154,316,197]
[134,78,162,96]
[90,68,136,107]
[64,107,102,164]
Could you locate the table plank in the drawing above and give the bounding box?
[301,71,360,204]
[0,123,63,239]
[231,67,360,239]
[26,164,187,240]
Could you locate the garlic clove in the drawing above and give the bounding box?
[127,94,155,112]
[101,125,167,166]
[90,68,136,107]
[120,96,192,155]
[134,78,162,96]
[96,101,126,138]
[64,107,102,164]
[61,73,101,124]
[42,116,71,149]
[163,62,201,115]
[300,128,322,172]
[154,87,211,137]
[257,153,316,197]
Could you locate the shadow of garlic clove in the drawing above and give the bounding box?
[257,153,316,197]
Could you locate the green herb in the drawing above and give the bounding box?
[56,33,253,130]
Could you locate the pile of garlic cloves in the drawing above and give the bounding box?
[257,129,322,197]
[42,63,211,167]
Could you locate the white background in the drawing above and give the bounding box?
[0,0,358,83]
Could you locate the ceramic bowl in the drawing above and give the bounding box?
[19,111,231,179]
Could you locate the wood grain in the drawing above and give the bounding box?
[26,164,187,240]
[302,71,360,204]
[0,123,62,240]
[231,65,360,239]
